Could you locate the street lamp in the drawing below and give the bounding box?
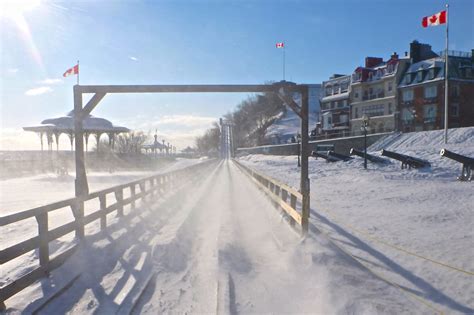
[361,115,370,169]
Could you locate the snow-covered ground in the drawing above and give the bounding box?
[4,160,421,314]
[238,127,474,314]
[1,128,473,314]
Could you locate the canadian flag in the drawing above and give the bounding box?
[63,64,79,77]
[276,42,284,48]
[422,10,447,27]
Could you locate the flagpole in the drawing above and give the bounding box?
[283,43,286,81]
[77,60,80,85]
[444,4,449,144]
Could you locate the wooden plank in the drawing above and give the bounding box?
[35,213,49,267]
[0,245,79,303]
[234,160,302,199]
[0,267,48,302]
[0,198,75,226]
[99,195,107,230]
[0,237,39,264]
[48,221,77,241]
[236,162,302,226]
[77,84,279,94]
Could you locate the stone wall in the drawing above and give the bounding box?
[236,132,391,156]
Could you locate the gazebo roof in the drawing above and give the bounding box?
[23,111,130,134]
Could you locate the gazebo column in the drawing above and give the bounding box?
[46,132,53,151]
[37,132,44,151]
[84,132,90,152]
[95,132,102,153]
[67,132,74,151]
[53,131,61,152]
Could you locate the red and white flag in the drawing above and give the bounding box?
[63,64,79,77]
[422,10,447,28]
[276,42,284,48]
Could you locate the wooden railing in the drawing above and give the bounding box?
[0,159,215,308]
[233,160,307,231]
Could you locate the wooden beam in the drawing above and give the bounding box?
[276,88,302,118]
[76,84,280,94]
[82,92,107,116]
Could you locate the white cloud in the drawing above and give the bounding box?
[40,78,63,85]
[25,86,53,96]
[129,56,138,61]
[7,68,19,74]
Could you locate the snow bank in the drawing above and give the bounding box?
[238,127,474,314]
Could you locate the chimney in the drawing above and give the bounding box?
[391,52,399,60]
[404,51,408,57]
[365,57,383,68]
[410,40,437,63]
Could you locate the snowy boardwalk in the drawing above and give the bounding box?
[6,160,425,314]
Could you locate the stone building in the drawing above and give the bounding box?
[319,74,351,136]
[349,53,409,134]
[398,41,474,132]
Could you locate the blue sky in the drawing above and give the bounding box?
[1,0,473,150]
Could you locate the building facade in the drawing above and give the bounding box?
[398,42,474,132]
[349,54,409,134]
[319,74,351,136]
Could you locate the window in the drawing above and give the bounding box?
[355,107,359,119]
[388,82,393,92]
[403,89,414,101]
[450,103,459,117]
[428,68,435,80]
[416,71,423,82]
[354,88,360,99]
[466,68,473,78]
[337,101,344,108]
[331,101,335,109]
[402,108,415,123]
[388,103,393,114]
[451,85,460,97]
[424,85,437,98]
[405,74,412,84]
[361,104,385,117]
[423,104,437,123]
[343,100,348,107]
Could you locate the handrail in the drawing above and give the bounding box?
[233,159,306,231]
[0,159,216,309]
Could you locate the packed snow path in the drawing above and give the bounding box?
[33,160,426,314]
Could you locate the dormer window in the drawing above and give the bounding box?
[428,68,435,80]
[416,71,423,82]
[368,72,373,80]
[405,74,412,84]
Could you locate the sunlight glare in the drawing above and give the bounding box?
[0,0,41,19]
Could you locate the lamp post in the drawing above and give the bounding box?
[362,115,370,169]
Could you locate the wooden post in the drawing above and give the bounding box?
[139,182,146,201]
[300,85,310,235]
[99,195,107,230]
[73,85,89,198]
[35,212,49,267]
[71,200,84,239]
[290,194,297,227]
[115,189,124,217]
[130,185,136,210]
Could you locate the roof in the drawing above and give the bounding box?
[399,56,474,88]
[23,111,130,133]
